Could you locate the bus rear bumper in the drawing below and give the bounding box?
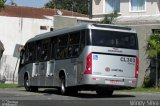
[79,75,137,89]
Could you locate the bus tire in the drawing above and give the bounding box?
[24,75,30,91]
[69,88,78,96]
[30,86,38,92]
[60,76,67,95]
[96,88,113,97]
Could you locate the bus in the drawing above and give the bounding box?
[18,24,139,96]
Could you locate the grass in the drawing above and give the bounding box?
[117,87,160,93]
[0,84,18,88]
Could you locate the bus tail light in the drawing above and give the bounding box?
[84,53,92,74]
[135,56,139,78]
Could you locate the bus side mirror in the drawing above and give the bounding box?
[20,49,24,57]
[19,49,25,67]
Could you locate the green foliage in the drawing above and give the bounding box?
[146,33,160,88]
[10,0,17,6]
[0,0,6,9]
[100,12,118,24]
[147,33,160,58]
[44,0,88,14]
[142,76,155,88]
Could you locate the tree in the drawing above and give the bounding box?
[147,33,160,88]
[147,33,160,58]
[100,12,118,24]
[10,0,17,6]
[0,0,7,9]
[44,0,88,14]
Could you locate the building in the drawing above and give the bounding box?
[0,5,86,83]
[92,0,160,86]
[92,0,160,17]
[2,1,159,86]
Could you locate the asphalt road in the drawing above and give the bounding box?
[0,88,160,106]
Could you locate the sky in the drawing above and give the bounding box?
[6,0,50,8]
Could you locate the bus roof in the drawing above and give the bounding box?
[27,23,136,43]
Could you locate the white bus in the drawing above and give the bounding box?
[18,24,139,96]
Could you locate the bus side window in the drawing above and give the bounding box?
[69,32,80,45]
[19,49,25,67]
[51,37,57,59]
[68,45,79,58]
[68,32,80,58]
[58,47,68,59]
[68,46,72,57]
[72,45,79,57]
[24,45,29,63]
[56,35,68,59]
[58,35,68,46]
[36,41,41,62]
[28,43,34,63]
[41,39,49,61]
[80,30,85,53]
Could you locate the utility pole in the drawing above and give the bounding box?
[88,0,92,19]
[156,43,159,89]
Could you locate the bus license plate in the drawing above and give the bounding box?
[105,80,124,85]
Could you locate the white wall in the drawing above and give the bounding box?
[0,16,53,55]
[92,0,104,15]
[0,16,53,83]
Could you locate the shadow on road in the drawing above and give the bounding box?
[35,89,135,98]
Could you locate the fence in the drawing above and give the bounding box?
[0,55,18,84]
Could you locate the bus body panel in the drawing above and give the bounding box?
[45,60,55,86]
[82,75,137,88]
[53,59,78,87]
[18,24,139,91]
[18,59,79,87]
[92,53,136,77]
[91,46,138,78]
[77,46,138,88]
[18,63,37,86]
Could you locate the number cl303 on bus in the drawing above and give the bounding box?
[120,57,135,64]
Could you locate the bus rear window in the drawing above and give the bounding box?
[91,30,138,49]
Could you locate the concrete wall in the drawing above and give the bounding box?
[127,24,160,86]
[54,16,77,30]
[0,16,53,55]
[0,16,53,83]
[92,0,104,15]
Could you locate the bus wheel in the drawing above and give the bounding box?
[60,76,78,95]
[69,88,78,96]
[30,86,38,92]
[96,88,113,97]
[24,75,30,91]
[60,76,67,95]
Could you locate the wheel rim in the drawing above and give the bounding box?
[61,78,66,94]
[24,76,30,91]
[26,79,29,87]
